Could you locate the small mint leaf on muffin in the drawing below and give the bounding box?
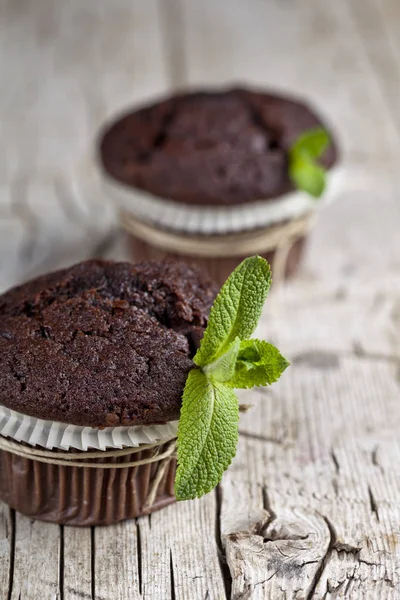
[289,127,331,198]
[175,257,288,501]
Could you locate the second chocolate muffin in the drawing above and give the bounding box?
[98,86,340,284]
[100,87,337,205]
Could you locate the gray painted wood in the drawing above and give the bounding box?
[1,0,400,598]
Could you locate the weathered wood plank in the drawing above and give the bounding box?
[94,521,141,600]
[221,354,400,599]
[0,505,12,600]
[63,526,92,600]
[137,495,227,599]
[10,515,60,600]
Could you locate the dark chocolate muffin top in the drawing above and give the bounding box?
[100,87,338,206]
[0,260,217,428]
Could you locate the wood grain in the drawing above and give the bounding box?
[136,496,226,599]
[63,526,92,600]
[94,521,141,599]
[10,515,60,600]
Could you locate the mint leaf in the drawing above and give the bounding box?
[289,155,326,198]
[290,127,330,160]
[194,256,271,367]
[225,339,290,389]
[175,369,239,501]
[203,337,240,383]
[289,127,330,198]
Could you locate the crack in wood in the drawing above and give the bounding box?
[135,519,143,596]
[215,485,232,599]
[238,430,285,445]
[262,486,277,529]
[368,485,380,522]
[305,512,371,598]
[371,440,386,475]
[371,445,381,469]
[304,516,335,600]
[330,449,340,474]
[292,351,340,370]
[238,404,253,413]
[294,345,400,368]
[334,541,362,554]
[351,344,400,365]
[64,588,92,599]
[169,549,176,600]
[341,577,353,598]
[59,525,64,600]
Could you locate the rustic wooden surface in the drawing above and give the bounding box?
[1,0,400,598]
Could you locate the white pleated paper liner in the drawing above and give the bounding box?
[102,166,344,235]
[0,404,178,451]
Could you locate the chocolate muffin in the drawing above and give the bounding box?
[0,259,217,525]
[97,86,340,285]
[0,259,216,428]
[100,87,337,206]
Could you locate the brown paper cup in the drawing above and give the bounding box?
[0,440,176,526]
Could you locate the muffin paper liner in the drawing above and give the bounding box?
[0,405,179,524]
[0,438,177,525]
[0,404,178,451]
[102,166,344,235]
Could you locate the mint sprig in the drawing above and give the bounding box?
[289,127,331,198]
[175,256,289,501]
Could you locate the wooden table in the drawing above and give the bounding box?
[1,0,400,598]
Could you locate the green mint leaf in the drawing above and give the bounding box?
[289,127,330,198]
[175,369,239,501]
[225,339,290,389]
[203,337,240,383]
[289,155,326,198]
[194,256,271,367]
[290,127,330,160]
